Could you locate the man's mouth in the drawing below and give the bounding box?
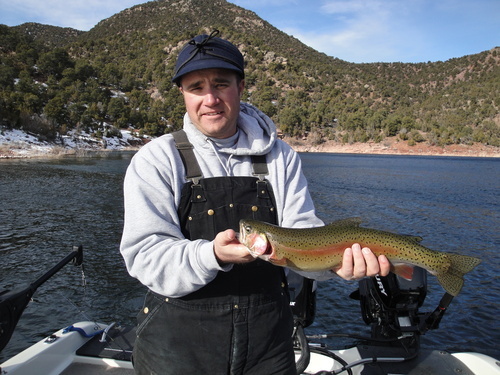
[203,111,223,116]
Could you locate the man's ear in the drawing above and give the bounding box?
[238,79,245,98]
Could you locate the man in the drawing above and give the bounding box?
[120,30,390,374]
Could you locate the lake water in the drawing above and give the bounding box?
[0,152,499,362]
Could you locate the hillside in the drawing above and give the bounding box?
[0,0,499,154]
[12,22,84,47]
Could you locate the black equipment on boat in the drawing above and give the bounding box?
[0,245,84,352]
[288,267,458,374]
[301,269,458,375]
[289,272,316,329]
[288,271,317,374]
[356,266,454,340]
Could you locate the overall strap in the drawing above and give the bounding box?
[252,154,271,199]
[251,154,268,180]
[172,130,203,185]
[172,130,269,180]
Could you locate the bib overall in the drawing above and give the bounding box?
[132,131,296,375]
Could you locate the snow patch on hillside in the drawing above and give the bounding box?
[0,127,146,158]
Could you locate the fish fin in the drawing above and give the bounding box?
[331,264,341,273]
[436,272,464,297]
[270,258,291,267]
[435,253,481,296]
[447,253,481,274]
[392,264,415,280]
[328,217,362,227]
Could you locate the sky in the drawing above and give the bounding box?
[0,0,498,63]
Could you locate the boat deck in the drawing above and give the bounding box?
[3,321,495,375]
[72,325,478,375]
[61,362,134,375]
[56,323,136,374]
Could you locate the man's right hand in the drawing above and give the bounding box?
[213,229,256,265]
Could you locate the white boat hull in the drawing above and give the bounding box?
[0,322,132,375]
[2,321,499,375]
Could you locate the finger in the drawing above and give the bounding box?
[334,247,353,279]
[352,244,366,279]
[362,247,381,277]
[378,254,391,276]
[224,229,237,242]
[222,229,244,246]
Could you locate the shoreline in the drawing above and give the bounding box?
[1,134,498,159]
[285,137,500,158]
[0,128,143,160]
[0,146,141,160]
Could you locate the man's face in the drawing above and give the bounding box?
[179,68,245,139]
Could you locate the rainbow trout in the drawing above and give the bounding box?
[239,218,481,296]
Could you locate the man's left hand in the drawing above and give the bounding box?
[335,243,391,280]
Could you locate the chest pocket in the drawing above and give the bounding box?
[178,176,277,241]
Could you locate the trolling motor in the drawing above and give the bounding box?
[286,268,456,375]
[0,245,84,352]
[355,266,454,342]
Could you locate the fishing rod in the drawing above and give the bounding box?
[0,245,84,352]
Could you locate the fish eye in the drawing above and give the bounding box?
[244,225,252,233]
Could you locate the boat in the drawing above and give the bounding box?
[1,247,499,375]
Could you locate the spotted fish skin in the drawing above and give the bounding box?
[239,218,481,296]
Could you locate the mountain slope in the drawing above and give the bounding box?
[1,0,499,148]
[13,22,84,47]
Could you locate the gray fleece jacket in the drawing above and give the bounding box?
[120,102,332,298]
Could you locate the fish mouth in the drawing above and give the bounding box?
[261,242,273,256]
[239,220,273,259]
[253,241,273,261]
[247,233,271,257]
[242,232,272,258]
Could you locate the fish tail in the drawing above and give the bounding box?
[436,253,481,296]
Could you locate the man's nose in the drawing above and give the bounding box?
[204,88,220,105]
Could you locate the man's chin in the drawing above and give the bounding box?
[198,122,237,139]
